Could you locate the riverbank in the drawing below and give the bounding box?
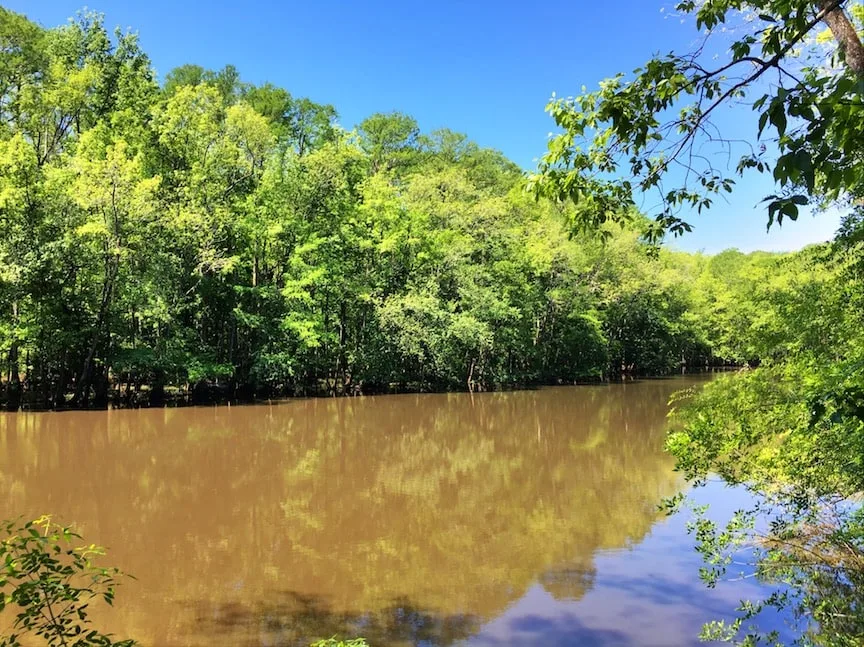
[0,365,744,411]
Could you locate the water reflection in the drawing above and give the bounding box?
[1,379,713,645]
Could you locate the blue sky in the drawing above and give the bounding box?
[7,0,842,253]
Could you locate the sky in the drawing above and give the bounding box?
[6,0,843,253]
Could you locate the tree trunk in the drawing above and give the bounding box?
[92,365,109,408]
[6,301,21,411]
[149,369,166,406]
[52,355,68,409]
[337,300,348,393]
[39,353,49,409]
[6,342,21,411]
[820,0,864,78]
[72,255,118,407]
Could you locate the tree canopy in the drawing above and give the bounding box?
[531,0,864,241]
[0,6,778,412]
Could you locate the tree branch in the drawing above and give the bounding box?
[652,0,846,183]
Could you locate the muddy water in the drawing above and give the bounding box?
[0,378,774,646]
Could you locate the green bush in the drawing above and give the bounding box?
[0,516,135,647]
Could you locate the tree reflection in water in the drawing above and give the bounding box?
[0,379,701,645]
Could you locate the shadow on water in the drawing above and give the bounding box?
[184,592,481,647]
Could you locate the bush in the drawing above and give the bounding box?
[0,516,135,647]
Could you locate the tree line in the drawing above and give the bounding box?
[0,7,770,411]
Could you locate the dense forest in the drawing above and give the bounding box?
[0,7,787,411]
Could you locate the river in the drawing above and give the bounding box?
[0,377,785,646]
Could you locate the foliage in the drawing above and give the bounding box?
[666,238,864,646]
[0,516,134,647]
[310,639,369,647]
[531,0,864,644]
[530,0,864,242]
[0,7,740,410]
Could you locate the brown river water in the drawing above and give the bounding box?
[0,377,784,646]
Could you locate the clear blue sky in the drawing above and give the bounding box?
[6,0,842,253]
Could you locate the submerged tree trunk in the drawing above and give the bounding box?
[6,342,21,411]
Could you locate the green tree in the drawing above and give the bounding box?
[358,111,420,173]
[531,0,864,240]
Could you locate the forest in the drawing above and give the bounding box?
[0,7,796,411]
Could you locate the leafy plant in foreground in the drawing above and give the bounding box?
[0,516,134,647]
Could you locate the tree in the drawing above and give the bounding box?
[358,111,420,173]
[67,127,160,407]
[530,1,864,643]
[531,0,864,241]
[163,63,243,103]
[665,240,864,644]
[289,98,338,156]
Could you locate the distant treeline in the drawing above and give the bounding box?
[0,9,777,409]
